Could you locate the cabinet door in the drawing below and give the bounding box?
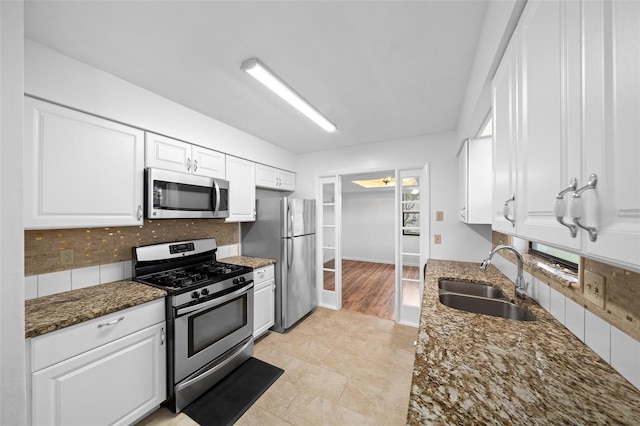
[467,137,493,224]
[515,0,582,250]
[192,146,226,179]
[458,141,469,222]
[255,164,278,189]
[225,156,256,222]
[278,170,296,191]
[24,97,144,229]
[145,132,192,173]
[253,279,275,338]
[32,322,166,426]
[581,0,640,269]
[491,36,518,234]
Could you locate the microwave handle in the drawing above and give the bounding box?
[212,179,221,215]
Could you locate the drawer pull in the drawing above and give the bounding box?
[97,316,124,328]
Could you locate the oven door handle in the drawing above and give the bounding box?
[175,281,254,317]
[175,337,253,393]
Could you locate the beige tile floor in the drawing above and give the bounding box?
[137,308,417,426]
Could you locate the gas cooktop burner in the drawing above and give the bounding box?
[141,261,248,290]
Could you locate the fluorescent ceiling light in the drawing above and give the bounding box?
[352,177,418,189]
[241,57,337,133]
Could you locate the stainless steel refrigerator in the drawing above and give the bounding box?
[241,197,316,332]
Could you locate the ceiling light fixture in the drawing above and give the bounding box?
[240,57,337,133]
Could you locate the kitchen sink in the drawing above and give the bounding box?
[438,279,507,300]
[438,293,536,322]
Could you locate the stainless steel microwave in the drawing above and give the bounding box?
[145,168,229,219]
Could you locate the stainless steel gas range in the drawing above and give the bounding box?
[133,239,254,413]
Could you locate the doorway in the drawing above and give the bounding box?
[317,168,428,325]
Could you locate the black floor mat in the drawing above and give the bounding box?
[182,357,284,426]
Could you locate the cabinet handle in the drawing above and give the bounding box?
[569,173,598,242]
[257,270,265,277]
[186,158,192,171]
[503,193,516,227]
[97,316,124,328]
[460,206,466,220]
[193,159,198,172]
[161,327,165,345]
[137,205,143,221]
[553,178,578,237]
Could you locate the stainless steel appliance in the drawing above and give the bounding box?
[145,168,229,219]
[133,239,254,413]
[241,198,316,332]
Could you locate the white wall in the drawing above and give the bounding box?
[456,0,525,142]
[342,190,395,264]
[0,1,27,424]
[24,40,296,172]
[295,132,492,262]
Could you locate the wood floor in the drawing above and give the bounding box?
[323,260,420,321]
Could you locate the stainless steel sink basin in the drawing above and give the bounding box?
[438,279,507,300]
[438,293,536,322]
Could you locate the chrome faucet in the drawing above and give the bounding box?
[480,244,528,299]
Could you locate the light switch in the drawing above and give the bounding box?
[434,234,442,244]
[436,211,444,221]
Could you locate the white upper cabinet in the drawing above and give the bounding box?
[492,0,640,271]
[255,164,296,191]
[24,97,145,229]
[225,156,256,222]
[580,0,640,268]
[146,132,225,179]
[515,0,582,251]
[458,137,492,224]
[491,36,518,235]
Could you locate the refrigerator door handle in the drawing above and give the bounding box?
[287,238,293,269]
[287,201,294,237]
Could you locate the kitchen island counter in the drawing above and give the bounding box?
[409,259,640,424]
[25,281,166,338]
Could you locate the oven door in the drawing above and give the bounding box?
[173,282,254,383]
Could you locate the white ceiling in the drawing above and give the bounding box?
[24,0,489,154]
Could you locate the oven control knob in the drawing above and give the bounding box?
[201,288,209,296]
[233,278,240,285]
[239,277,246,283]
[191,291,200,299]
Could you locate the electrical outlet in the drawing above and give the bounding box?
[436,211,444,221]
[60,249,75,266]
[434,234,442,244]
[583,270,606,309]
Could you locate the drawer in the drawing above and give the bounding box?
[31,298,165,372]
[254,265,274,284]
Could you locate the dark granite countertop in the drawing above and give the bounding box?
[408,259,640,425]
[220,256,276,269]
[25,281,166,338]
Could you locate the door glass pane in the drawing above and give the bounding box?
[402,279,421,305]
[323,249,336,269]
[323,227,335,248]
[323,270,335,291]
[323,205,335,225]
[400,170,422,311]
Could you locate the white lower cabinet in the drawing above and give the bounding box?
[29,300,166,426]
[253,265,275,338]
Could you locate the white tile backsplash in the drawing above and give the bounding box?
[565,297,585,342]
[611,326,640,390]
[99,262,125,284]
[25,275,38,300]
[38,270,72,297]
[123,260,133,279]
[71,266,100,290]
[227,244,239,257]
[549,286,565,325]
[217,245,230,259]
[537,281,551,312]
[585,310,611,363]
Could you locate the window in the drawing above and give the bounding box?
[529,242,579,271]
